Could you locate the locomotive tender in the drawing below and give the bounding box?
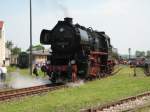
[40,17,114,82]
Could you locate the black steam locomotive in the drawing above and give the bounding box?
[40,17,115,82]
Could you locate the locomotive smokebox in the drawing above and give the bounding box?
[64,17,73,24]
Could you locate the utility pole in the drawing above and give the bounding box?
[128,48,131,60]
[29,0,33,75]
[133,64,137,77]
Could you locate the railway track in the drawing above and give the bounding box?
[0,83,65,101]
[0,66,121,102]
[111,66,122,75]
[81,91,150,112]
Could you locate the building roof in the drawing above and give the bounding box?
[0,21,4,30]
[27,50,51,56]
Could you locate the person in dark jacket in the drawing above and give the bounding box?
[33,64,39,77]
[41,64,47,76]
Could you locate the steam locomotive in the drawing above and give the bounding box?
[40,17,115,83]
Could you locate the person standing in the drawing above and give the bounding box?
[33,64,39,77]
[0,67,2,81]
[0,65,7,81]
[41,63,47,76]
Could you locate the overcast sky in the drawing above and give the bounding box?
[0,0,150,54]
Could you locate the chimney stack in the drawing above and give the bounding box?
[64,17,73,24]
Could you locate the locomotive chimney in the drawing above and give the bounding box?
[64,17,73,24]
[100,31,105,34]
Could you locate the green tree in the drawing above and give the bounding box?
[11,46,21,55]
[5,40,13,50]
[111,52,119,60]
[111,48,119,60]
[146,50,150,58]
[27,44,45,51]
[135,50,145,57]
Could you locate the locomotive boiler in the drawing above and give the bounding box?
[40,17,114,83]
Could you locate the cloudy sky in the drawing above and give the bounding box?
[0,0,150,54]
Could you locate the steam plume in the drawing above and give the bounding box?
[56,0,70,17]
[9,73,50,89]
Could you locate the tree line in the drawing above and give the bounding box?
[5,40,150,59]
[5,40,45,56]
[135,50,150,58]
[5,40,21,55]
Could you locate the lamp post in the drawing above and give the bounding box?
[128,48,131,60]
[29,0,33,75]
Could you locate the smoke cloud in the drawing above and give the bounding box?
[66,80,84,87]
[9,73,50,89]
[0,82,6,89]
[56,0,70,17]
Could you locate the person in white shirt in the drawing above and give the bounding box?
[0,67,2,81]
[0,65,7,81]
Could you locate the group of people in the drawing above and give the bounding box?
[0,65,7,82]
[33,63,47,77]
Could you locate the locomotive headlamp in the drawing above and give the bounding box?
[59,28,64,32]
[46,61,51,64]
[71,60,76,64]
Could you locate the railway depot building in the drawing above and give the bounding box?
[0,21,5,66]
[26,50,50,66]
[32,50,50,65]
